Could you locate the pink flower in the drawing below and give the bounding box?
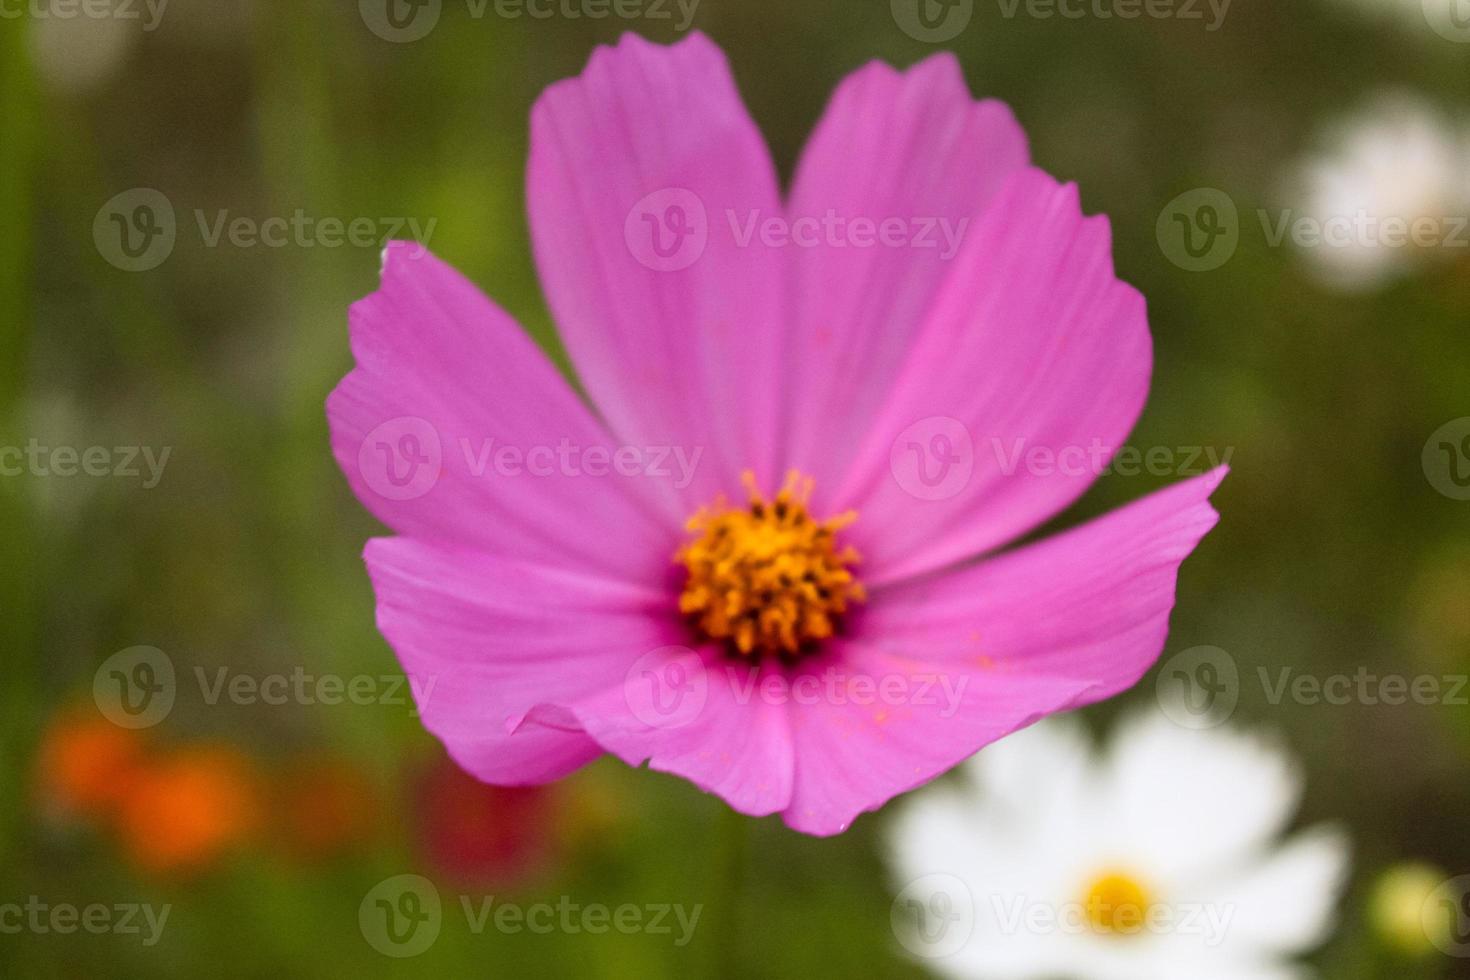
[327,33,1226,836]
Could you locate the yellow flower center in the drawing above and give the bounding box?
[1082,871,1154,937]
[676,471,865,658]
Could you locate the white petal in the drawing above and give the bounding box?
[1161,958,1312,980]
[1097,710,1302,885]
[964,714,1098,823]
[885,717,1103,979]
[1197,824,1351,955]
[1283,91,1470,290]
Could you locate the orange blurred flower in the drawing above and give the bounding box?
[116,746,259,876]
[35,711,147,821]
[271,755,380,862]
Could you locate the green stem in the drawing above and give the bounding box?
[707,806,750,979]
[0,8,40,859]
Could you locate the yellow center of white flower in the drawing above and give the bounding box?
[1082,871,1154,937]
[676,471,864,659]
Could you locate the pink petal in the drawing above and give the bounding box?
[864,466,1226,689]
[327,242,675,585]
[364,536,680,784]
[527,32,786,508]
[784,467,1226,834]
[836,170,1153,585]
[782,53,1030,502]
[783,642,1094,835]
[539,651,795,818]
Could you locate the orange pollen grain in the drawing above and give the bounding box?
[675,470,865,658]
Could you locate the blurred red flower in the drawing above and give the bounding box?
[415,751,558,888]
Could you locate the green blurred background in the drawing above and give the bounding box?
[2,0,1468,975]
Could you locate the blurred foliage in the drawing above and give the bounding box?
[3,0,1469,976]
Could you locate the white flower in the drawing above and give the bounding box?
[1284,92,1470,291]
[1333,0,1470,39]
[27,0,138,95]
[886,711,1350,980]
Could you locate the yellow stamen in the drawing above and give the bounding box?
[675,471,865,658]
[1082,871,1154,937]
